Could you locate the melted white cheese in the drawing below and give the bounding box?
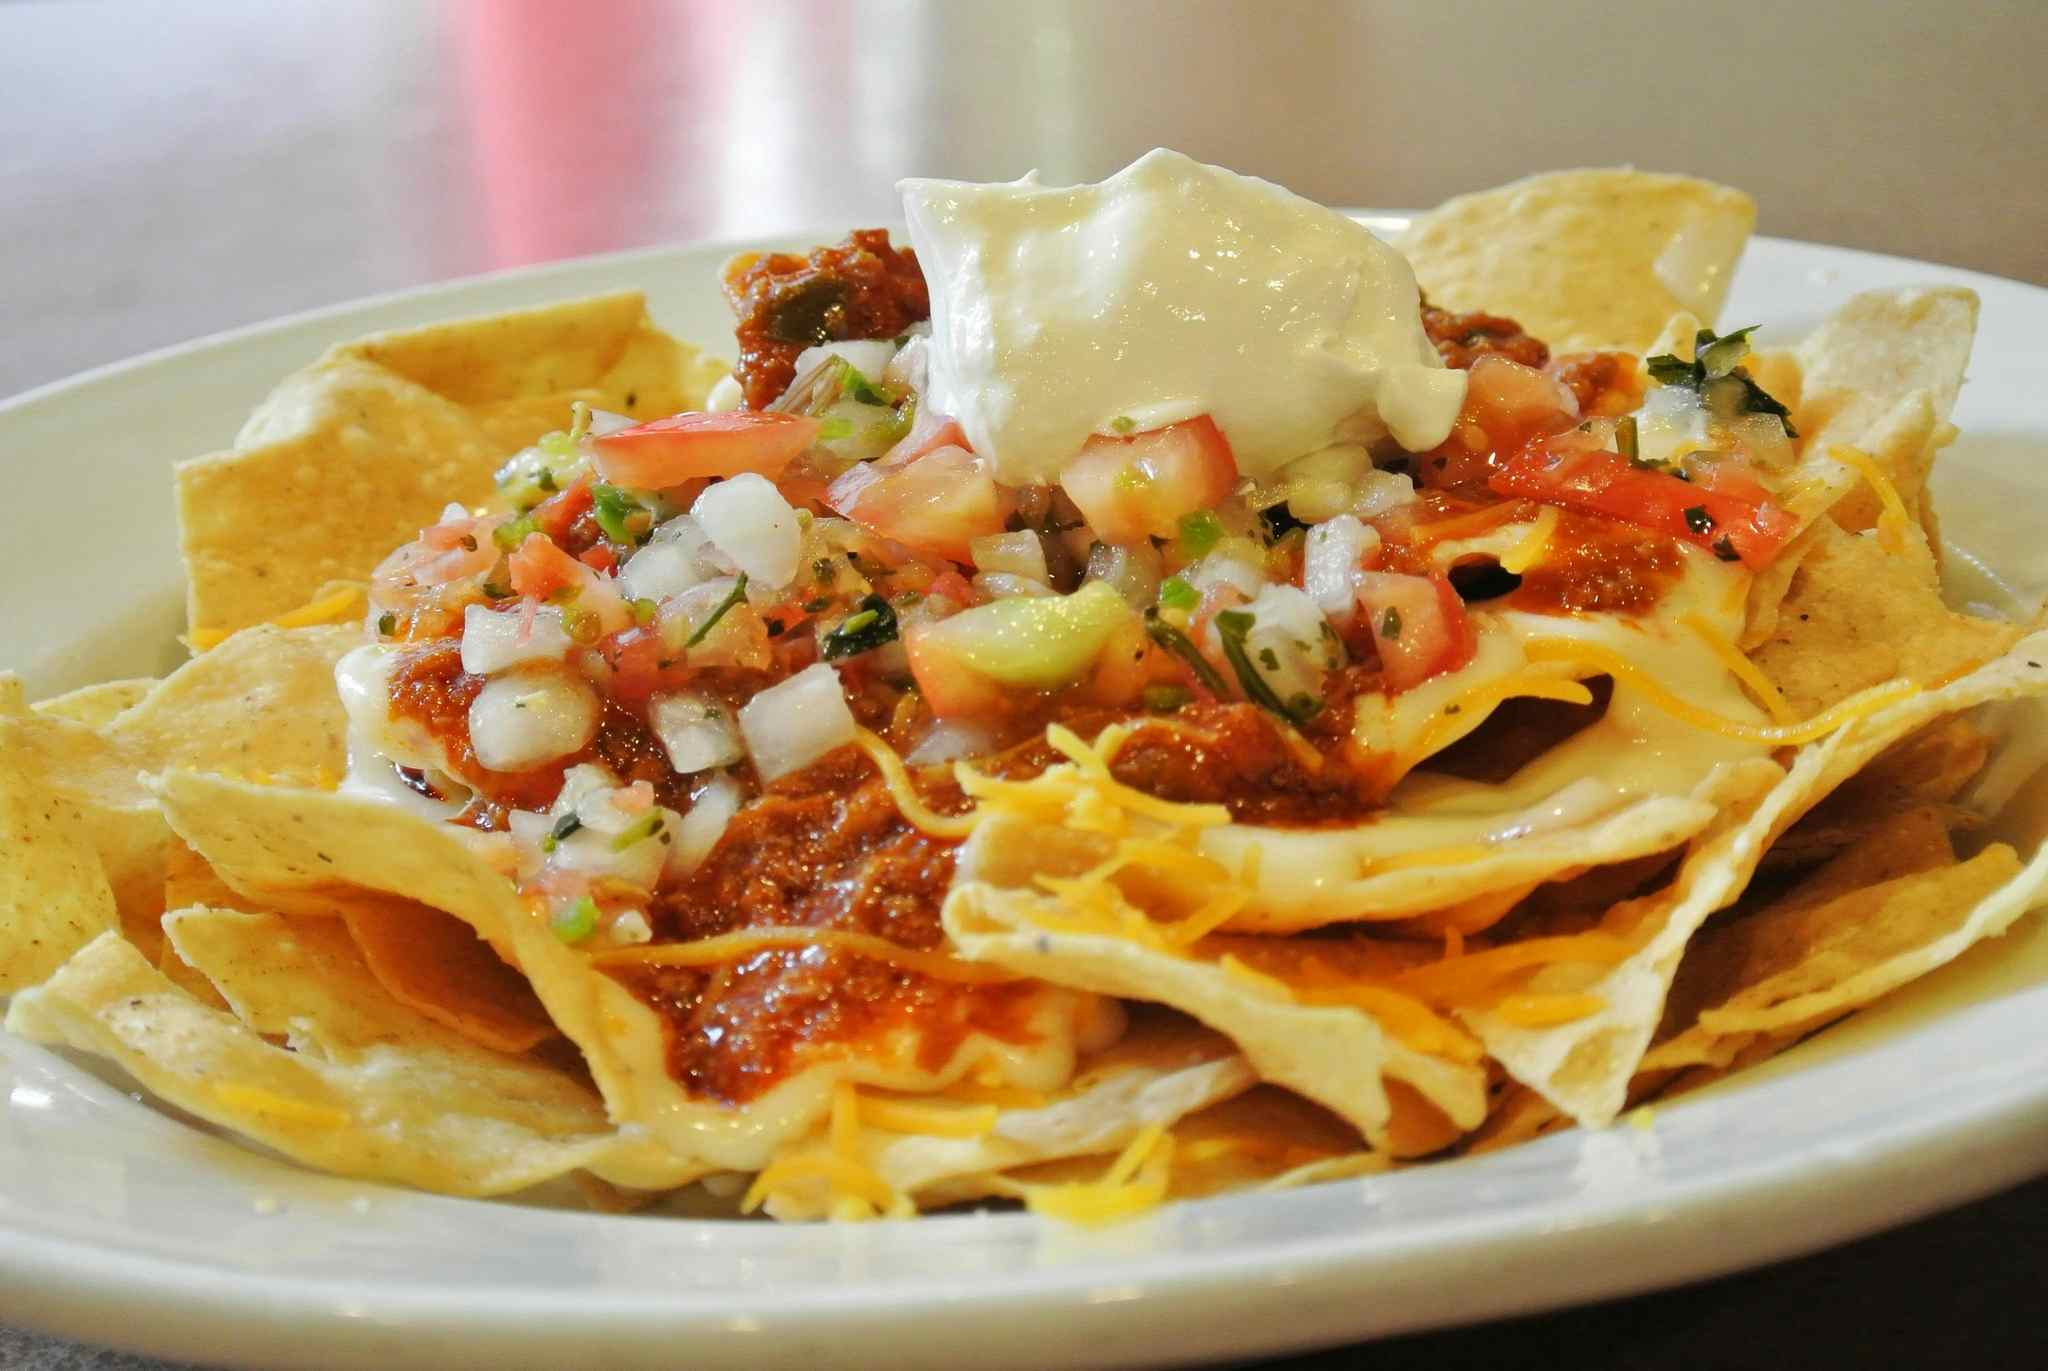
[900,148,1465,484]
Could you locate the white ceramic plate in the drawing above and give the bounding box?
[3,224,2046,1371]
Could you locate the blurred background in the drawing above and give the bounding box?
[2,0,2043,399]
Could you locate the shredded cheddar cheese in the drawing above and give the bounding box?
[1406,673,1597,762]
[851,728,978,839]
[1389,933,1633,1003]
[1498,506,1560,575]
[1681,613,1797,724]
[856,1094,1001,1139]
[1522,637,1918,744]
[1490,991,1607,1027]
[1015,1123,1176,1225]
[185,584,364,652]
[211,1082,350,1130]
[1830,444,1916,555]
[590,927,1018,984]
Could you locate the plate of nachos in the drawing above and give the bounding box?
[2,152,2045,1368]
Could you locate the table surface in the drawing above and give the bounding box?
[3,0,2043,1366]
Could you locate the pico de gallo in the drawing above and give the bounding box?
[350,228,1800,1093]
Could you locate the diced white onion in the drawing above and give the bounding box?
[970,531,1049,582]
[974,571,1057,599]
[906,717,999,765]
[507,809,551,884]
[460,603,572,675]
[669,773,743,876]
[1241,584,1338,704]
[467,670,600,772]
[1303,515,1380,629]
[794,339,900,386]
[1352,468,1419,520]
[882,333,930,397]
[620,540,713,605]
[1084,540,1164,608]
[609,909,654,945]
[587,407,637,436]
[549,806,675,890]
[737,663,856,781]
[691,474,801,589]
[1184,548,1268,601]
[649,691,744,773]
[704,373,744,413]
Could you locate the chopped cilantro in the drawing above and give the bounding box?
[1645,326,1797,437]
[1177,510,1224,558]
[1615,414,1639,461]
[1379,607,1402,640]
[541,811,582,854]
[1110,415,1137,435]
[820,594,899,661]
[1683,505,1715,536]
[1712,535,1741,562]
[629,598,659,626]
[375,611,396,637]
[1141,683,1191,712]
[610,813,666,851]
[685,574,749,647]
[1213,609,1320,724]
[591,483,649,545]
[492,515,538,553]
[1158,576,1200,613]
[817,416,855,441]
[1143,610,1229,697]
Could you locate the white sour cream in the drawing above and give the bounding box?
[899,148,1466,485]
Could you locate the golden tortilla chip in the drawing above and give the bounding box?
[151,772,1108,1175]
[943,872,1488,1155]
[1645,827,2040,1073]
[0,709,168,928]
[0,741,121,992]
[1399,170,1756,352]
[30,678,157,728]
[340,897,556,1055]
[1753,520,2020,715]
[762,1013,1254,1220]
[1793,286,1977,533]
[108,624,355,783]
[1764,717,1991,868]
[5,931,698,1196]
[179,294,725,636]
[1465,629,2048,1126]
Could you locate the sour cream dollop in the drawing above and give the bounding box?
[899,148,1466,485]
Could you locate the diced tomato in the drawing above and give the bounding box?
[1059,416,1239,544]
[903,628,1008,718]
[1355,571,1474,691]
[530,477,595,543]
[1490,430,1797,569]
[597,625,691,702]
[825,445,1008,563]
[1421,356,1581,491]
[508,532,593,600]
[885,408,970,465]
[578,544,618,575]
[591,411,820,487]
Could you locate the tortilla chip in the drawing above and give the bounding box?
[0,709,168,927]
[5,931,699,1195]
[30,678,157,728]
[1399,170,1755,353]
[1753,520,2021,715]
[0,742,120,992]
[1465,629,2048,1125]
[943,869,1489,1155]
[1645,831,2041,1072]
[1763,717,1991,868]
[151,772,1107,1174]
[180,294,725,635]
[763,1014,1255,1219]
[107,624,355,783]
[341,898,556,1054]
[1794,286,1977,532]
